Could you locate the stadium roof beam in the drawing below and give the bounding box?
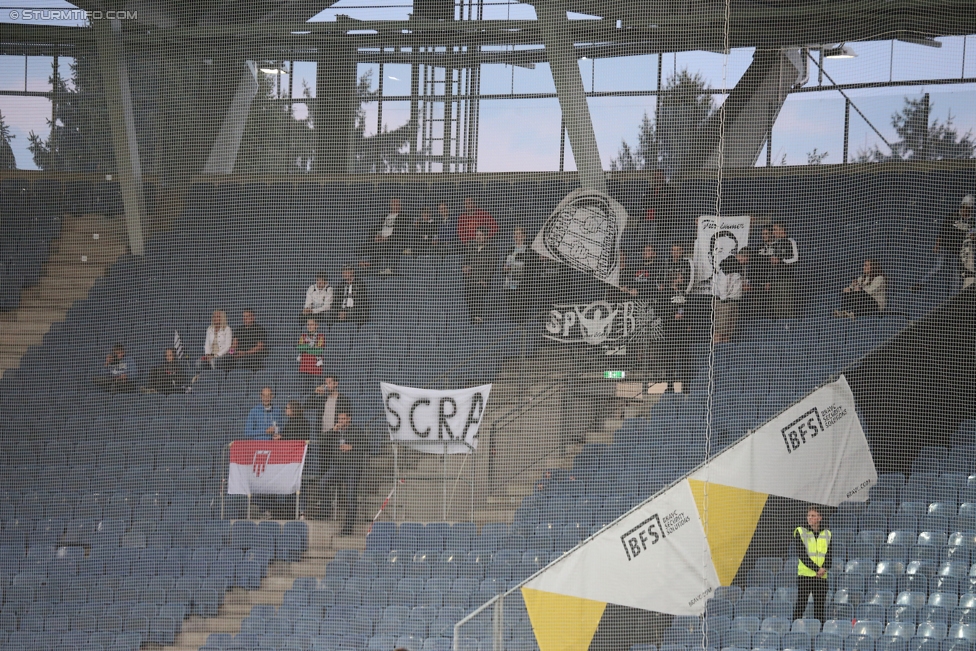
[4,0,975,58]
[92,18,146,256]
[535,0,606,193]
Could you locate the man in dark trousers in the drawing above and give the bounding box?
[334,265,369,324]
[793,505,832,623]
[231,308,269,371]
[315,410,366,534]
[146,348,188,394]
[463,228,494,323]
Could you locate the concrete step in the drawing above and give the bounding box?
[14,307,67,323]
[0,320,51,337]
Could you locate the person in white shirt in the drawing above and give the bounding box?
[196,309,234,371]
[834,259,887,319]
[302,271,333,323]
[712,245,745,344]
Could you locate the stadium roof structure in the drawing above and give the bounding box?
[2,0,975,61]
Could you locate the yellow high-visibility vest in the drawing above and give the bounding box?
[795,527,831,577]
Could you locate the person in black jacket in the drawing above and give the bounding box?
[360,197,411,275]
[333,265,369,325]
[463,228,494,323]
[146,348,188,395]
[303,375,353,436]
[277,401,312,441]
[312,410,366,534]
[661,268,693,393]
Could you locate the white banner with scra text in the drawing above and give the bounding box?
[381,383,492,454]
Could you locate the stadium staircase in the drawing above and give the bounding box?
[165,521,355,651]
[0,213,125,377]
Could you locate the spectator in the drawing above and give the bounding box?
[334,265,369,324]
[834,258,887,319]
[754,227,774,280]
[276,400,312,441]
[712,250,744,344]
[297,318,326,378]
[306,410,366,534]
[734,247,760,321]
[302,271,333,323]
[433,200,458,254]
[245,387,285,440]
[657,243,695,296]
[93,342,140,393]
[146,348,188,394]
[913,194,974,294]
[765,222,799,318]
[196,309,233,372]
[661,269,693,393]
[413,205,438,255]
[463,228,494,323]
[606,251,637,302]
[630,243,662,301]
[361,197,409,275]
[962,228,975,290]
[305,374,353,437]
[502,226,534,321]
[458,196,498,245]
[231,308,269,371]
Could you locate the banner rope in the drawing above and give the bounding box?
[703,0,732,646]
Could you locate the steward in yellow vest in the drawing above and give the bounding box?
[793,506,832,623]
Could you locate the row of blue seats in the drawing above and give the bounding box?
[0,518,306,555]
[0,629,140,651]
[2,599,186,639]
[0,572,228,609]
[0,546,277,587]
[651,638,972,651]
[201,631,500,651]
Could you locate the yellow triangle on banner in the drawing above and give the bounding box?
[522,587,607,651]
[687,479,769,586]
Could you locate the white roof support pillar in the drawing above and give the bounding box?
[536,0,606,193]
[94,18,146,256]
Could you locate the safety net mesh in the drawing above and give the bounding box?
[1,1,975,651]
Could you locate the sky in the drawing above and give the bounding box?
[1,0,975,172]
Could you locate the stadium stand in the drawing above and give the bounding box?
[0,166,972,651]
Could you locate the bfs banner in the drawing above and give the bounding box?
[381,383,492,454]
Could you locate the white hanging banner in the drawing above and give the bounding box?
[689,374,877,506]
[520,376,876,620]
[381,382,492,454]
[531,188,629,288]
[524,479,721,615]
[691,215,751,294]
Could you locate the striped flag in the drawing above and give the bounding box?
[228,440,308,495]
[174,330,185,360]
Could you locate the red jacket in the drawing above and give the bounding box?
[457,208,498,244]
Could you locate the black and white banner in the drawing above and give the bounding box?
[381,383,492,454]
[531,188,629,287]
[691,215,751,294]
[544,299,662,354]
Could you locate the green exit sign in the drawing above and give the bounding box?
[604,370,626,379]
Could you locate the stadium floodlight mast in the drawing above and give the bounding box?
[823,43,857,59]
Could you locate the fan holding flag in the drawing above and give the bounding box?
[145,347,189,394]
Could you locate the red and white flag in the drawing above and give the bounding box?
[227,440,308,496]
